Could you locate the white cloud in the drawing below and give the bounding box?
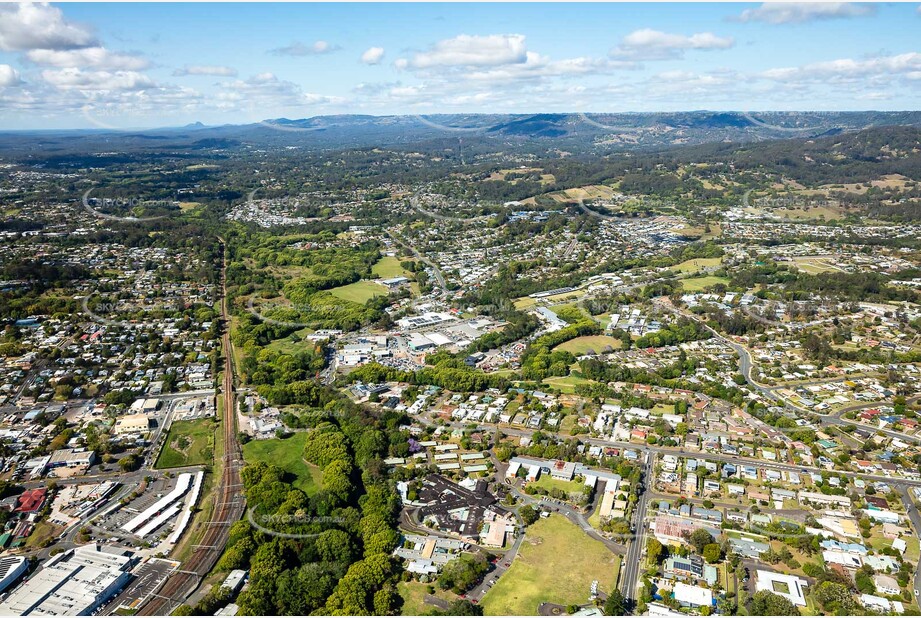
[857,91,893,101]
[399,34,528,69]
[613,29,734,60]
[270,40,340,56]
[0,2,96,51]
[42,68,155,91]
[173,65,238,77]
[0,64,21,87]
[360,47,385,65]
[762,52,921,83]
[26,47,149,71]
[466,52,634,82]
[217,72,345,110]
[734,3,875,24]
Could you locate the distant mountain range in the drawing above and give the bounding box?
[4,111,921,160]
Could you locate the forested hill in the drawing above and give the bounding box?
[664,125,921,185]
[3,111,921,161]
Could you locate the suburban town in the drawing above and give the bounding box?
[1,2,921,616]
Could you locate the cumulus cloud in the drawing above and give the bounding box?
[42,68,155,91]
[734,3,876,24]
[360,47,385,65]
[216,72,345,109]
[466,53,634,82]
[0,2,96,51]
[270,40,340,56]
[761,52,921,83]
[173,65,238,77]
[26,47,149,71]
[398,34,528,70]
[0,64,21,87]
[613,29,734,60]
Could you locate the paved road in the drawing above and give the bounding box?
[385,229,447,291]
[620,451,653,603]
[410,194,489,225]
[896,485,921,599]
[657,298,921,443]
[493,425,921,490]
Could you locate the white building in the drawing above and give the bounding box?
[0,545,133,615]
[0,557,28,593]
[673,582,712,608]
[755,570,808,607]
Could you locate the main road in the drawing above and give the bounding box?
[619,451,653,604]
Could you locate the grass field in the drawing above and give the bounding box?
[26,520,63,549]
[542,375,594,394]
[513,297,538,310]
[791,257,844,275]
[672,257,723,274]
[372,256,411,279]
[679,276,730,292]
[554,335,622,355]
[265,326,315,354]
[480,515,619,615]
[397,581,457,615]
[529,474,584,498]
[156,418,216,469]
[329,280,387,304]
[242,432,324,494]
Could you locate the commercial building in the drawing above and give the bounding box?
[0,556,28,593]
[0,545,133,615]
[113,413,152,435]
[48,448,96,469]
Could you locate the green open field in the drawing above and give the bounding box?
[792,257,845,275]
[679,276,730,292]
[672,257,723,274]
[329,280,387,304]
[372,256,412,279]
[513,297,538,310]
[26,520,63,549]
[397,581,457,615]
[554,335,622,356]
[542,375,594,394]
[529,474,584,498]
[481,515,619,615]
[264,326,315,354]
[242,432,324,494]
[156,418,216,469]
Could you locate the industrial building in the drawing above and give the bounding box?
[0,556,28,593]
[0,545,133,615]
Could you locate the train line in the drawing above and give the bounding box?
[137,238,245,615]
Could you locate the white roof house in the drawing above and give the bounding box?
[673,582,712,608]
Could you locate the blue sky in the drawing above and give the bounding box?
[0,2,920,129]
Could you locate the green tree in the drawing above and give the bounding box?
[703,543,722,564]
[604,590,627,616]
[749,590,799,616]
[688,528,714,554]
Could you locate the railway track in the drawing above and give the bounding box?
[137,239,244,615]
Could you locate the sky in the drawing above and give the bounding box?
[0,2,920,130]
